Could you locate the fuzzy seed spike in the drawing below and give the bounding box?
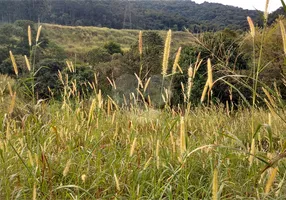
[162,29,172,77]
[139,31,143,55]
[212,167,218,200]
[63,159,71,177]
[28,25,32,47]
[247,16,255,38]
[172,47,181,74]
[265,167,278,194]
[180,116,186,155]
[207,58,213,89]
[36,25,42,43]
[114,173,120,191]
[264,0,270,21]
[201,81,209,103]
[24,55,31,71]
[130,137,137,157]
[9,51,18,76]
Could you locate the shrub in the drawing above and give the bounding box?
[44,42,67,60]
[86,47,112,65]
[103,41,123,55]
[33,59,65,99]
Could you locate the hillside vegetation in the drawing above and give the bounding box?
[0,0,265,32]
[43,24,195,56]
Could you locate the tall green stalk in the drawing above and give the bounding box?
[249,1,269,166]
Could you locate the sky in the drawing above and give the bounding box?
[193,0,282,12]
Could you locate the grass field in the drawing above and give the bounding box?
[1,7,286,199]
[1,90,286,199]
[43,23,195,56]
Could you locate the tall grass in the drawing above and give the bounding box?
[2,96,286,199]
[1,1,286,198]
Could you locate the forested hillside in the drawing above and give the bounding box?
[0,0,265,32]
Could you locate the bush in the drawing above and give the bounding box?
[104,41,123,55]
[44,42,67,60]
[0,48,8,65]
[86,47,112,65]
[33,59,65,99]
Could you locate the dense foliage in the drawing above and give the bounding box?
[0,0,265,32]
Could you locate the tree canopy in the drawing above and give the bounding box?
[0,0,264,32]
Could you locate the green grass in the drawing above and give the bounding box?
[43,23,195,57]
[1,94,286,199]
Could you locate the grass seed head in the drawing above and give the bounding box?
[180,117,186,155]
[114,173,120,191]
[9,51,18,76]
[247,16,255,38]
[212,167,218,200]
[9,92,16,115]
[143,77,151,93]
[264,0,269,21]
[7,82,13,96]
[24,55,31,71]
[66,61,72,72]
[172,47,181,74]
[200,80,209,103]
[130,137,137,157]
[262,87,276,108]
[28,25,32,47]
[139,30,143,55]
[36,25,42,43]
[268,113,272,126]
[187,65,194,100]
[265,167,278,194]
[162,29,172,77]
[143,156,153,170]
[207,58,213,89]
[63,159,71,177]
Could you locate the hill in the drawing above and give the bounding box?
[0,0,263,32]
[43,23,196,56]
[268,7,285,24]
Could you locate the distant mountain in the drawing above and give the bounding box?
[0,0,263,32]
[268,7,284,24]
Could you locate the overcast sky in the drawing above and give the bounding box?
[193,0,282,12]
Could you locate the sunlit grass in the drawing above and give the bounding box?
[0,96,286,199]
[43,23,195,58]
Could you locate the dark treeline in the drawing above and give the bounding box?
[0,0,266,32]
